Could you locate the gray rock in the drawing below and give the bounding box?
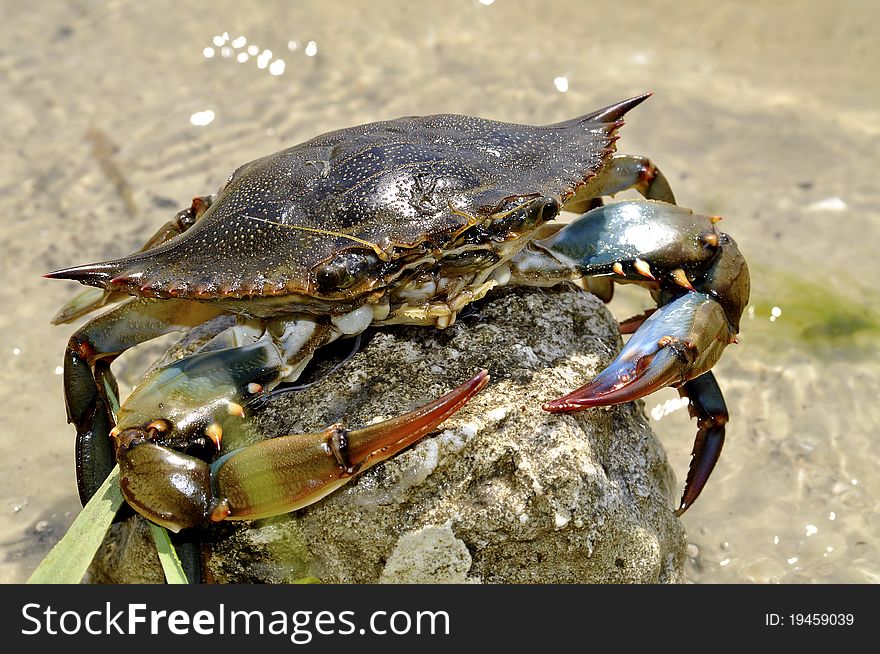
[86,517,162,584]
[89,286,686,583]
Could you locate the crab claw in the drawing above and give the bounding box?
[543,293,736,514]
[543,292,733,411]
[211,369,489,523]
[117,370,489,531]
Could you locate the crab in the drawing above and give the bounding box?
[47,93,749,533]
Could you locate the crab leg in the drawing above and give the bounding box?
[674,372,727,515]
[212,369,489,522]
[115,369,489,532]
[511,199,749,512]
[563,153,676,213]
[54,298,225,503]
[543,291,731,408]
[103,312,484,530]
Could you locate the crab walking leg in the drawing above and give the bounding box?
[51,287,126,327]
[59,298,226,503]
[49,195,213,325]
[511,199,749,513]
[563,153,676,214]
[138,195,214,251]
[117,370,489,532]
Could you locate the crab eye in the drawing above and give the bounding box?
[314,252,378,292]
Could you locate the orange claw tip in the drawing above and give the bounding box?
[671,268,696,291]
[205,423,223,448]
[700,233,720,247]
[346,369,489,464]
[209,499,231,523]
[227,401,246,418]
[633,257,656,280]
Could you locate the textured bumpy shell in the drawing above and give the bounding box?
[54,95,649,300]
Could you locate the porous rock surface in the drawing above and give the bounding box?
[88,286,686,583]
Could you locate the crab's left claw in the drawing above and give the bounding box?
[544,292,736,514]
[525,199,749,514]
[543,292,732,411]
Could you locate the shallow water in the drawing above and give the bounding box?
[1,0,877,583]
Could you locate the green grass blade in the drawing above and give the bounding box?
[103,375,121,414]
[27,465,124,584]
[148,523,190,584]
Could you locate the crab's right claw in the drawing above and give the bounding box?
[211,368,490,523]
[117,370,489,532]
[543,292,734,411]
